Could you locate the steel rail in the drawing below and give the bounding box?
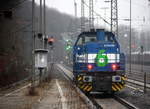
[58,64,140,109]
[114,95,139,109]
[56,64,100,109]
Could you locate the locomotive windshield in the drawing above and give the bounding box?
[76,34,96,45]
[76,32,115,45]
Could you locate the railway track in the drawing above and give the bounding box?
[126,64,150,73]
[125,69,150,91]
[56,64,97,109]
[92,95,139,109]
[126,70,150,83]
[1,63,143,109]
[126,79,150,93]
[126,64,150,84]
[57,64,139,109]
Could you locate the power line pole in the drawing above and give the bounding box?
[74,0,77,35]
[89,0,94,29]
[31,0,35,88]
[129,0,132,74]
[39,0,43,83]
[40,0,43,34]
[43,0,47,49]
[81,0,85,32]
[43,0,46,36]
[111,0,118,37]
[74,0,77,18]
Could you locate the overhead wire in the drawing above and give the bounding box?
[82,0,111,25]
[121,0,146,7]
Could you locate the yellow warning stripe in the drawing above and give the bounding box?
[121,76,126,85]
[112,86,117,91]
[80,84,92,92]
[78,77,82,81]
[83,85,89,91]
[87,86,92,92]
[80,84,86,89]
[112,82,126,91]
[122,76,127,81]
[117,83,123,89]
[121,77,125,80]
[113,83,120,91]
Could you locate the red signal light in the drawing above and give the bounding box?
[48,37,55,45]
[48,38,54,42]
[111,64,117,71]
[87,64,93,70]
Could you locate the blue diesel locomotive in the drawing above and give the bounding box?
[73,29,126,94]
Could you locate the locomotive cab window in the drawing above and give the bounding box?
[76,34,96,45]
[76,37,83,45]
[76,32,115,45]
[85,35,96,43]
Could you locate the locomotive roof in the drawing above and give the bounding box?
[79,31,113,37]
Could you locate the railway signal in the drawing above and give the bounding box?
[65,39,72,51]
[48,37,55,46]
[65,44,72,51]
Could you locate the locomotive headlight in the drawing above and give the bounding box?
[83,76,92,82]
[112,76,121,82]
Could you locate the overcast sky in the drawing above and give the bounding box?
[36,0,150,30]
